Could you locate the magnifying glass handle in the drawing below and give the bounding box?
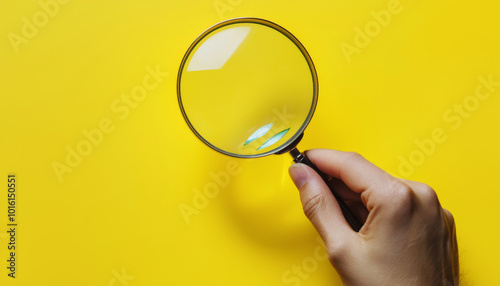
[289,148,363,232]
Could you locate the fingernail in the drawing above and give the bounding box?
[289,164,308,189]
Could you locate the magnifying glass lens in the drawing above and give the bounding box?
[179,21,315,157]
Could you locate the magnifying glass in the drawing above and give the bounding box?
[177,18,362,231]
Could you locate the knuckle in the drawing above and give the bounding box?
[387,180,416,214]
[418,184,440,206]
[302,194,325,220]
[391,180,414,203]
[443,208,455,228]
[413,183,443,222]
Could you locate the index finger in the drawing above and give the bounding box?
[305,149,397,195]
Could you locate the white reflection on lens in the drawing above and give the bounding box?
[187,26,251,72]
[244,123,273,146]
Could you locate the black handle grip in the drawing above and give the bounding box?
[290,148,363,232]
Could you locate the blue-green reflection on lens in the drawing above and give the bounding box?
[257,128,290,150]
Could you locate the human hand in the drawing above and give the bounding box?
[288,149,459,286]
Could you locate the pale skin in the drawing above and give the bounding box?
[288,149,459,286]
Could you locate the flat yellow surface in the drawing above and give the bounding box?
[1,0,499,285]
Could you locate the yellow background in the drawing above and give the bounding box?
[1,0,499,285]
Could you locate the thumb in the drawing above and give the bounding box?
[289,163,354,245]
